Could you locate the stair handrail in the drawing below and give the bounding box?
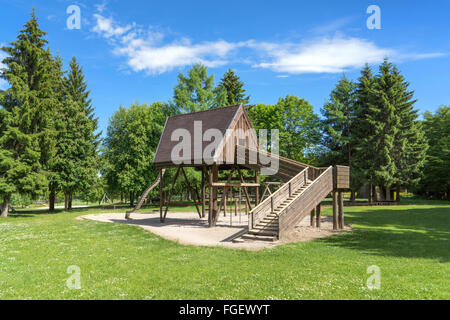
[249,167,309,229]
[278,166,333,225]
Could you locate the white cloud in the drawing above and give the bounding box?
[254,37,395,74]
[310,17,355,34]
[92,14,244,74]
[90,12,445,76]
[92,14,133,38]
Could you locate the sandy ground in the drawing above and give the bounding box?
[79,210,352,251]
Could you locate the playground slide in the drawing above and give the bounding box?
[125,169,166,219]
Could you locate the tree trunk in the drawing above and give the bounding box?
[373,185,378,202]
[1,194,10,218]
[68,192,73,210]
[350,190,356,202]
[368,183,373,203]
[386,187,391,201]
[49,188,56,212]
[64,192,69,210]
[396,185,401,202]
[120,193,123,204]
[130,192,134,207]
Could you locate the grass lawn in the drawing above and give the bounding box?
[0,200,449,300]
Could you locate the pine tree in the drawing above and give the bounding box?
[321,75,359,198]
[321,75,356,164]
[390,66,427,200]
[218,69,250,105]
[0,11,57,217]
[365,60,398,199]
[352,64,378,202]
[50,57,100,210]
[173,64,227,113]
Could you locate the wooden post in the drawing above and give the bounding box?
[332,190,338,230]
[316,204,321,228]
[255,170,259,206]
[209,165,219,227]
[163,166,181,222]
[208,166,213,226]
[201,166,206,218]
[180,167,202,218]
[159,169,164,222]
[310,208,316,227]
[238,187,242,216]
[338,190,344,229]
[223,186,227,217]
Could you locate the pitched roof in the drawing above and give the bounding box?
[153,104,243,167]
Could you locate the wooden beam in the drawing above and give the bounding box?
[236,166,253,211]
[209,165,219,227]
[201,166,206,218]
[310,208,316,227]
[180,167,202,219]
[255,170,259,206]
[217,168,235,223]
[316,204,321,228]
[338,190,344,229]
[162,166,181,222]
[332,190,338,230]
[159,169,164,222]
[211,182,260,187]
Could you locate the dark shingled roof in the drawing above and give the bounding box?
[153,104,242,166]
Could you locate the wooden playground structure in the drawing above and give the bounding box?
[126,104,350,242]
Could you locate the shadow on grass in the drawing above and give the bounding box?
[319,205,450,262]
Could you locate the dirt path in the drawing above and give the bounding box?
[80,210,351,251]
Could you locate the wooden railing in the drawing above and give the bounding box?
[278,166,333,239]
[249,167,309,229]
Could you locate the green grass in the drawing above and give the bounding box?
[0,201,449,300]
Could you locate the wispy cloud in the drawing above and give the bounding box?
[310,17,355,34]
[91,14,244,74]
[253,37,394,74]
[90,10,445,76]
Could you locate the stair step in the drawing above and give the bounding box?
[257,221,278,226]
[253,225,278,231]
[241,234,277,242]
[249,229,278,236]
[262,217,278,223]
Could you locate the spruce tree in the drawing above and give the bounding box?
[321,75,359,199]
[50,57,100,210]
[365,60,398,200]
[353,64,378,202]
[218,69,250,105]
[390,66,427,200]
[0,11,57,217]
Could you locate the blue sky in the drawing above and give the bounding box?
[1,0,449,135]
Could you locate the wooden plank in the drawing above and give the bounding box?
[211,182,260,187]
[180,167,202,219]
[316,204,321,228]
[310,208,316,227]
[278,167,333,238]
[338,191,344,229]
[163,166,181,222]
[332,190,338,230]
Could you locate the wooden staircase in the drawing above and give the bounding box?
[234,166,334,243]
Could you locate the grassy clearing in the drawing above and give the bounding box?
[0,200,448,300]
